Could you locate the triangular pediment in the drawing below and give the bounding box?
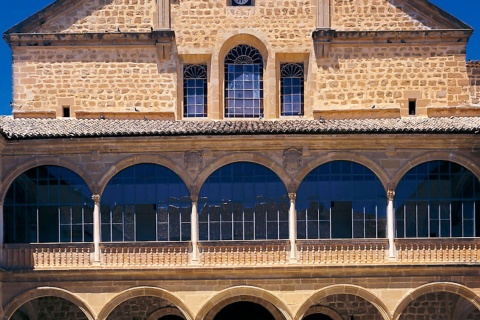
[3,0,472,35]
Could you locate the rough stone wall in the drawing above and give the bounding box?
[331,0,440,30]
[37,0,156,33]
[171,0,316,51]
[317,294,383,320]
[12,47,176,114]
[11,297,88,320]
[397,292,480,320]
[467,61,480,105]
[106,296,172,320]
[315,44,470,110]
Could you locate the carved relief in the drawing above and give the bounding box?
[185,151,203,171]
[283,148,302,172]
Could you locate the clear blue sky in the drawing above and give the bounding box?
[0,0,479,115]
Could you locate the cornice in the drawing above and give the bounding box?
[4,30,175,47]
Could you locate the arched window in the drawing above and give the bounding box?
[198,162,289,240]
[101,164,191,242]
[4,166,93,243]
[395,161,480,238]
[296,161,387,239]
[224,45,263,118]
[183,64,207,117]
[280,63,304,116]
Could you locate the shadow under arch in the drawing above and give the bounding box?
[193,153,290,193]
[293,152,391,193]
[2,287,96,320]
[392,282,480,320]
[97,286,193,320]
[391,152,480,190]
[196,285,292,320]
[295,284,391,320]
[0,157,94,204]
[96,155,194,195]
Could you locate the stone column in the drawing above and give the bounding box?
[387,189,396,259]
[288,193,297,261]
[92,195,101,264]
[156,0,171,29]
[0,201,3,244]
[317,0,331,29]
[191,194,199,263]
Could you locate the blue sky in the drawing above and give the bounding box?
[0,0,479,115]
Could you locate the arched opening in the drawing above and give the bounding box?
[296,161,387,239]
[101,163,191,242]
[395,160,480,238]
[105,296,185,320]
[198,162,289,241]
[397,292,480,320]
[303,314,333,320]
[224,44,264,118]
[4,165,93,243]
[10,296,89,320]
[213,301,275,320]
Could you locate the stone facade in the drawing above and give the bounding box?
[2,0,480,320]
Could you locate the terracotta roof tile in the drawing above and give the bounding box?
[0,116,479,140]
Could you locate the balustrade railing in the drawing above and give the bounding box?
[100,243,190,268]
[396,238,480,264]
[297,239,388,265]
[1,239,479,270]
[0,244,93,270]
[198,241,289,266]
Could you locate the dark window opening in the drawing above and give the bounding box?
[62,106,71,118]
[213,302,274,320]
[408,99,416,115]
[230,0,253,6]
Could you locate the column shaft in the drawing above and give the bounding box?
[92,195,101,263]
[387,190,395,259]
[288,193,297,261]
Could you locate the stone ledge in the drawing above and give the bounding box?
[13,111,56,119]
[427,107,480,117]
[313,108,401,120]
[75,111,175,120]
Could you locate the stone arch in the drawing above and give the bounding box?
[193,153,289,193]
[97,286,193,320]
[293,152,391,193]
[391,152,480,190]
[392,282,480,320]
[0,157,94,204]
[302,306,342,320]
[216,33,271,119]
[196,285,292,320]
[218,33,269,68]
[147,307,186,320]
[97,155,193,195]
[2,287,95,320]
[295,284,391,320]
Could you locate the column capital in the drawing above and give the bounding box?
[92,194,101,203]
[191,194,199,202]
[288,193,297,201]
[387,190,395,201]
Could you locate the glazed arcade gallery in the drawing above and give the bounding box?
[4,160,480,252]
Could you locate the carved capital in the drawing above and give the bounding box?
[190,186,199,202]
[387,190,395,201]
[288,193,297,201]
[92,194,101,203]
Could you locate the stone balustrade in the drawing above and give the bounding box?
[0,244,93,270]
[198,241,289,267]
[396,238,480,264]
[297,239,389,265]
[1,239,480,270]
[100,243,190,268]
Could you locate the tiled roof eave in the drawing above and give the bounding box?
[0,117,480,140]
